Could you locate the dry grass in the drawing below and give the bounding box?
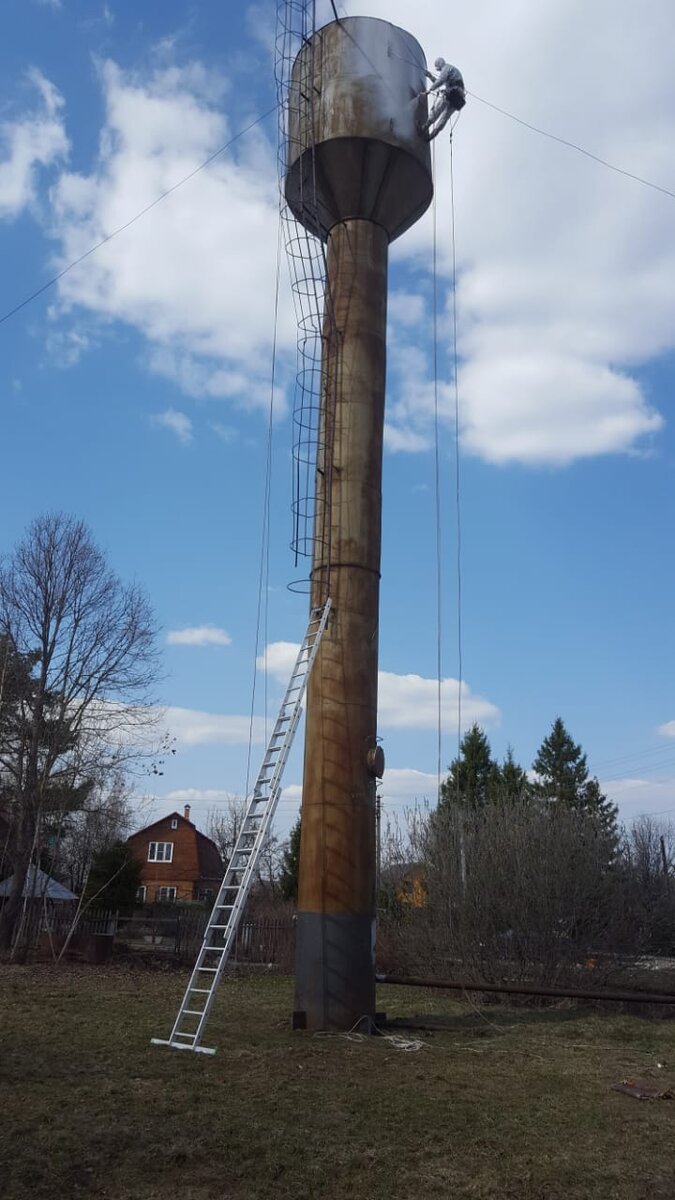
[1,963,675,1199]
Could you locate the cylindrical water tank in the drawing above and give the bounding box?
[285,16,433,242]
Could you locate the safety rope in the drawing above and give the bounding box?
[431,141,443,803]
[430,116,464,808]
[450,126,464,771]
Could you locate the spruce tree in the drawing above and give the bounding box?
[532,717,617,840]
[497,746,530,804]
[84,841,142,910]
[439,724,497,810]
[279,817,301,901]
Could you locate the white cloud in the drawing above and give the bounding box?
[163,706,265,748]
[380,767,439,806]
[460,353,661,467]
[151,408,193,444]
[49,59,293,410]
[344,0,672,465]
[658,721,675,738]
[256,641,300,677]
[34,4,675,467]
[210,421,237,444]
[602,776,675,825]
[389,290,426,327]
[258,641,499,732]
[164,788,239,803]
[167,625,232,647]
[384,424,432,454]
[378,670,499,731]
[0,70,68,219]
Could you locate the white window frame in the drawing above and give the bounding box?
[170,818,178,830]
[156,886,177,902]
[147,841,174,863]
[136,885,147,903]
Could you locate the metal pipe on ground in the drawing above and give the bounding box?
[376,973,675,1007]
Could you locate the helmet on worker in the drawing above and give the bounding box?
[434,57,446,70]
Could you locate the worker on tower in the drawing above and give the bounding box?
[419,58,465,141]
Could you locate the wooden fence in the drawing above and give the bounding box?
[7,900,117,958]
[174,911,295,970]
[4,898,295,969]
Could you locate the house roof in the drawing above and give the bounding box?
[127,811,188,838]
[0,865,77,901]
[196,830,224,880]
[127,812,223,879]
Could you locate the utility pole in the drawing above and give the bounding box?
[661,835,671,896]
[285,16,433,1031]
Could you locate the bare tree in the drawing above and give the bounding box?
[207,796,248,865]
[619,817,675,954]
[379,799,627,985]
[207,797,281,894]
[55,772,136,895]
[0,513,159,950]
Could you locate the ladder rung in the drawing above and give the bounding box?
[152,599,331,1054]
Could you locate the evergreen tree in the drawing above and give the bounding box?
[497,746,531,804]
[532,717,617,839]
[84,841,142,911]
[279,817,301,901]
[439,724,497,810]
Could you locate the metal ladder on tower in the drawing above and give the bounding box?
[151,598,331,1055]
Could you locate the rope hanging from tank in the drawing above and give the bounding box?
[430,116,464,806]
[431,140,443,803]
[449,124,464,787]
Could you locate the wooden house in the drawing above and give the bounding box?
[126,805,223,903]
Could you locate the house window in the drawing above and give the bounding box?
[156,886,177,902]
[148,841,174,863]
[136,885,147,903]
[170,818,178,830]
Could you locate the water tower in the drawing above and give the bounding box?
[286,16,433,1031]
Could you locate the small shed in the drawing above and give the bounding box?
[0,865,78,902]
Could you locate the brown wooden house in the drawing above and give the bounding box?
[127,805,223,903]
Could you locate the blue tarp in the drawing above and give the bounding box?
[0,865,77,901]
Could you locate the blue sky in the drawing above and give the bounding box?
[2,0,675,839]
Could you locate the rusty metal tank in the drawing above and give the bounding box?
[285,16,433,242]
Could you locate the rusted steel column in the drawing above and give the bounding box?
[293,218,388,1031]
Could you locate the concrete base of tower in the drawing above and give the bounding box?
[293,911,376,1032]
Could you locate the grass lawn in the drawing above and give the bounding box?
[1,963,674,1199]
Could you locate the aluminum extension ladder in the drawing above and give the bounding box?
[152,598,331,1055]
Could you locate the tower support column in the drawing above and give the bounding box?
[293,218,388,1031]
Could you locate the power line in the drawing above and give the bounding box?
[0,105,278,329]
[468,90,675,202]
[626,806,675,822]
